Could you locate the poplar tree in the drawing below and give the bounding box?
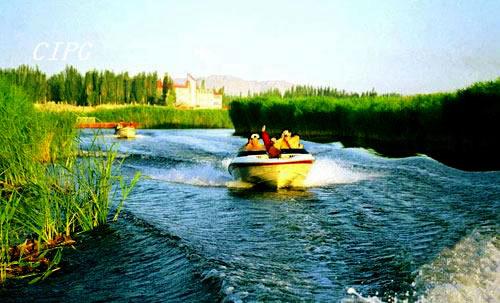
[162,73,169,105]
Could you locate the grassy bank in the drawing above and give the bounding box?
[0,79,138,283]
[36,103,233,129]
[229,79,500,170]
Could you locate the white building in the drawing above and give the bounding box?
[173,74,222,109]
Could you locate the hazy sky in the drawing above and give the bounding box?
[0,0,498,93]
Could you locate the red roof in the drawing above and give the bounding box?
[173,82,188,88]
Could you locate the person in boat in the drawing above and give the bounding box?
[290,132,304,149]
[274,129,303,149]
[244,133,265,151]
[261,125,282,158]
[114,121,124,134]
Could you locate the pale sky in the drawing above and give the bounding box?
[0,0,499,93]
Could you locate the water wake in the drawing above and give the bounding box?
[304,158,378,187]
[414,231,499,302]
[342,288,383,303]
[342,231,499,303]
[144,157,377,189]
[146,164,232,187]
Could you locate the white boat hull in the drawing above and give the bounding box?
[228,152,314,188]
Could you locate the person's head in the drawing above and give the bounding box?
[250,133,260,143]
[281,129,291,139]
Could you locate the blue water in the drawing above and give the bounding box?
[3,129,499,302]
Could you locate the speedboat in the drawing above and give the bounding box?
[228,149,315,188]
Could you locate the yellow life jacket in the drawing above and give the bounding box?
[274,135,301,149]
[287,135,301,148]
[245,139,265,151]
[273,138,285,149]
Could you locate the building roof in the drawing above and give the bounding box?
[173,82,188,88]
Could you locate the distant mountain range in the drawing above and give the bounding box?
[175,75,294,96]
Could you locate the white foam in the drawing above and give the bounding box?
[341,287,384,303]
[147,164,231,187]
[341,232,499,303]
[221,157,233,170]
[144,157,377,189]
[414,231,500,303]
[304,158,378,187]
[226,181,255,189]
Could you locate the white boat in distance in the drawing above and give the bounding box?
[228,149,315,188]
[116,126,137,139]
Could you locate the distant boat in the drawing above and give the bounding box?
[228,149,314,188]
[115,125,136,139]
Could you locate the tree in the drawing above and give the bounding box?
[123,72,130,104]
[47,73,65,102]
[61,65,83,104]
[162,73,171,105]
[167,78,176,107]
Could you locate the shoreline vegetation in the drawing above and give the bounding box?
[35,103,233,129]
[229,79,500,171]
[0,78,139,283]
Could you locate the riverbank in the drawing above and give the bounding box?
[229,79,500,171]
[0,79,138,283]
[36,103,233,129]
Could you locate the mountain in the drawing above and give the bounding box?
[175,75,294,96]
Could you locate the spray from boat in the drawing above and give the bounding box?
[135,155,376,189]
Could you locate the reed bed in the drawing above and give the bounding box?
[230,94,446,140]
[0,78,139,283]
[35,102,134,113]
[37,103,233,129]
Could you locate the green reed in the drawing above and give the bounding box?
[36,104,233,129]
[230,94,443,139]
[0,78,139,283]
[0,192,19,282]
[89,105,233,129]
[229,79,499,143]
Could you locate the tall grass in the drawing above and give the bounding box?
[37,103,233,129]
[92,105,232,128]
[229,79,500,170]
[230,94,450,142]
[0,78,139,282]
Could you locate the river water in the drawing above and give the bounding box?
[3,129,499,302]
